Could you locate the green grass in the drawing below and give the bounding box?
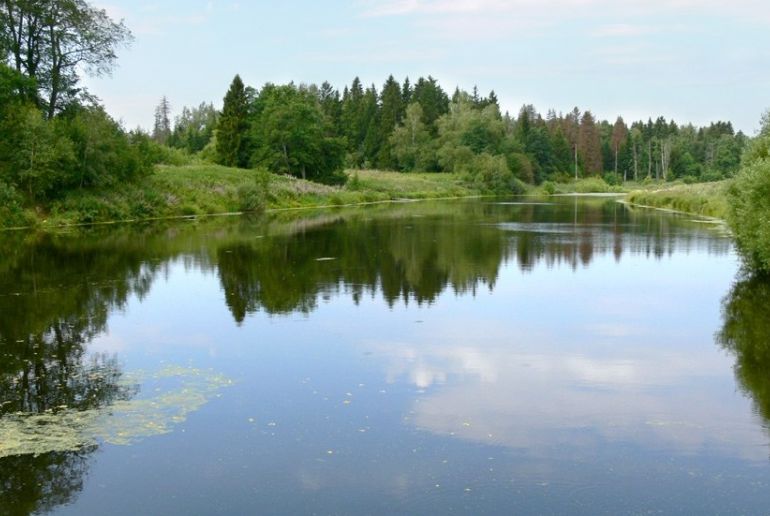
[532,177,629,195]
[625,180,730,219]
[25,166,483,228]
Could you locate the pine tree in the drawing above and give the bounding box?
[216,75,250,168]
[152,96,171,144]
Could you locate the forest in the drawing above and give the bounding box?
[1,0,770,271]
[164,74,747,191]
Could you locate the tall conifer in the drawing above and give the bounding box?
[216,75,250,167]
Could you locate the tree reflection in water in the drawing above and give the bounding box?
[0,235,142,515]
[0,198,734,513]
[718,272,770,426]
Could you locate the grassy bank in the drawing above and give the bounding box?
[16,166,483,229]
[625,181,730,219]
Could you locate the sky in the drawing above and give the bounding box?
[87,0,770,133]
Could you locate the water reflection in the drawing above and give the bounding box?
[0,197,741,514]
[214,199,730,321]
[718,272,770,428]
[0,235,142,514]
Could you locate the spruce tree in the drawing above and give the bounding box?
[152,96,171,144]
[377,75,403,168]
[402,77,412,105]
[216,75,250,168]
[412,76,449,136]
[341,77,366,164]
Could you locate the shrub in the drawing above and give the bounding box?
[347,172,362,191]
[237,170,271,213]
[574,177,611,193]
[0,180,32,227]
[463,153,524,194]
[603,172,621,186]
[315,169,348,186]
[728,158,770,271]
[701,169,725,182]
[542,181,556,195]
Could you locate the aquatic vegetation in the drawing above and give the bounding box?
[0,366,232,458]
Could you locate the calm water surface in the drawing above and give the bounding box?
[1,197,769,514]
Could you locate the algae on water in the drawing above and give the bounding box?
[0,366,233,458]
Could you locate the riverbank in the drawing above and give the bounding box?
[2,164,735,230]
[624,181,730,219]
[9,166,483,230]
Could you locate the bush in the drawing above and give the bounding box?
[542,181,556,195]
[315,169,348,186]
[347,172,362,191]
[701,169,726,182]
[728,158,770,271]
[237,170,271,213]
[0,180,32,227]
[574,177,611,193]
[603,172,621,186]
[463,153,524,194]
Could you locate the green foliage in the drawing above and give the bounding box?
[462,153,523,194]
[573,177,612,193]
[506,152,534,183]
[198,132,219,163]
[0,180,32,227]
[718,273,770,422]
[603,172,621,186]
[216,75,250,167]
[0,101,150,206]
[168,102,218,153]
[58,105,150,189]
[0,63,36,109]
[29,165,481,227]
[347,172,361,191]
[390,103,434,171]
[0,103,74,199]
[727,112,770,272]
[728,154,770,271]
[0,0,132,118]
[542,181,556,195]
[627,181,729,218]
[237,183,265,213]
[250,84,345,183]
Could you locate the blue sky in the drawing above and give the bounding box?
[88,0,770,133]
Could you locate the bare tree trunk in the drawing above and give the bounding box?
[647,141,652,178]
[633,144,638,181]
[574,144,578,181]
[660,139,671,181]
[282,143,291,175]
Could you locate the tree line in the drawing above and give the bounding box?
[0,0,753,222]
[161,74,748,190]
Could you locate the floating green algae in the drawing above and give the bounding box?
[0,366,233,458]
